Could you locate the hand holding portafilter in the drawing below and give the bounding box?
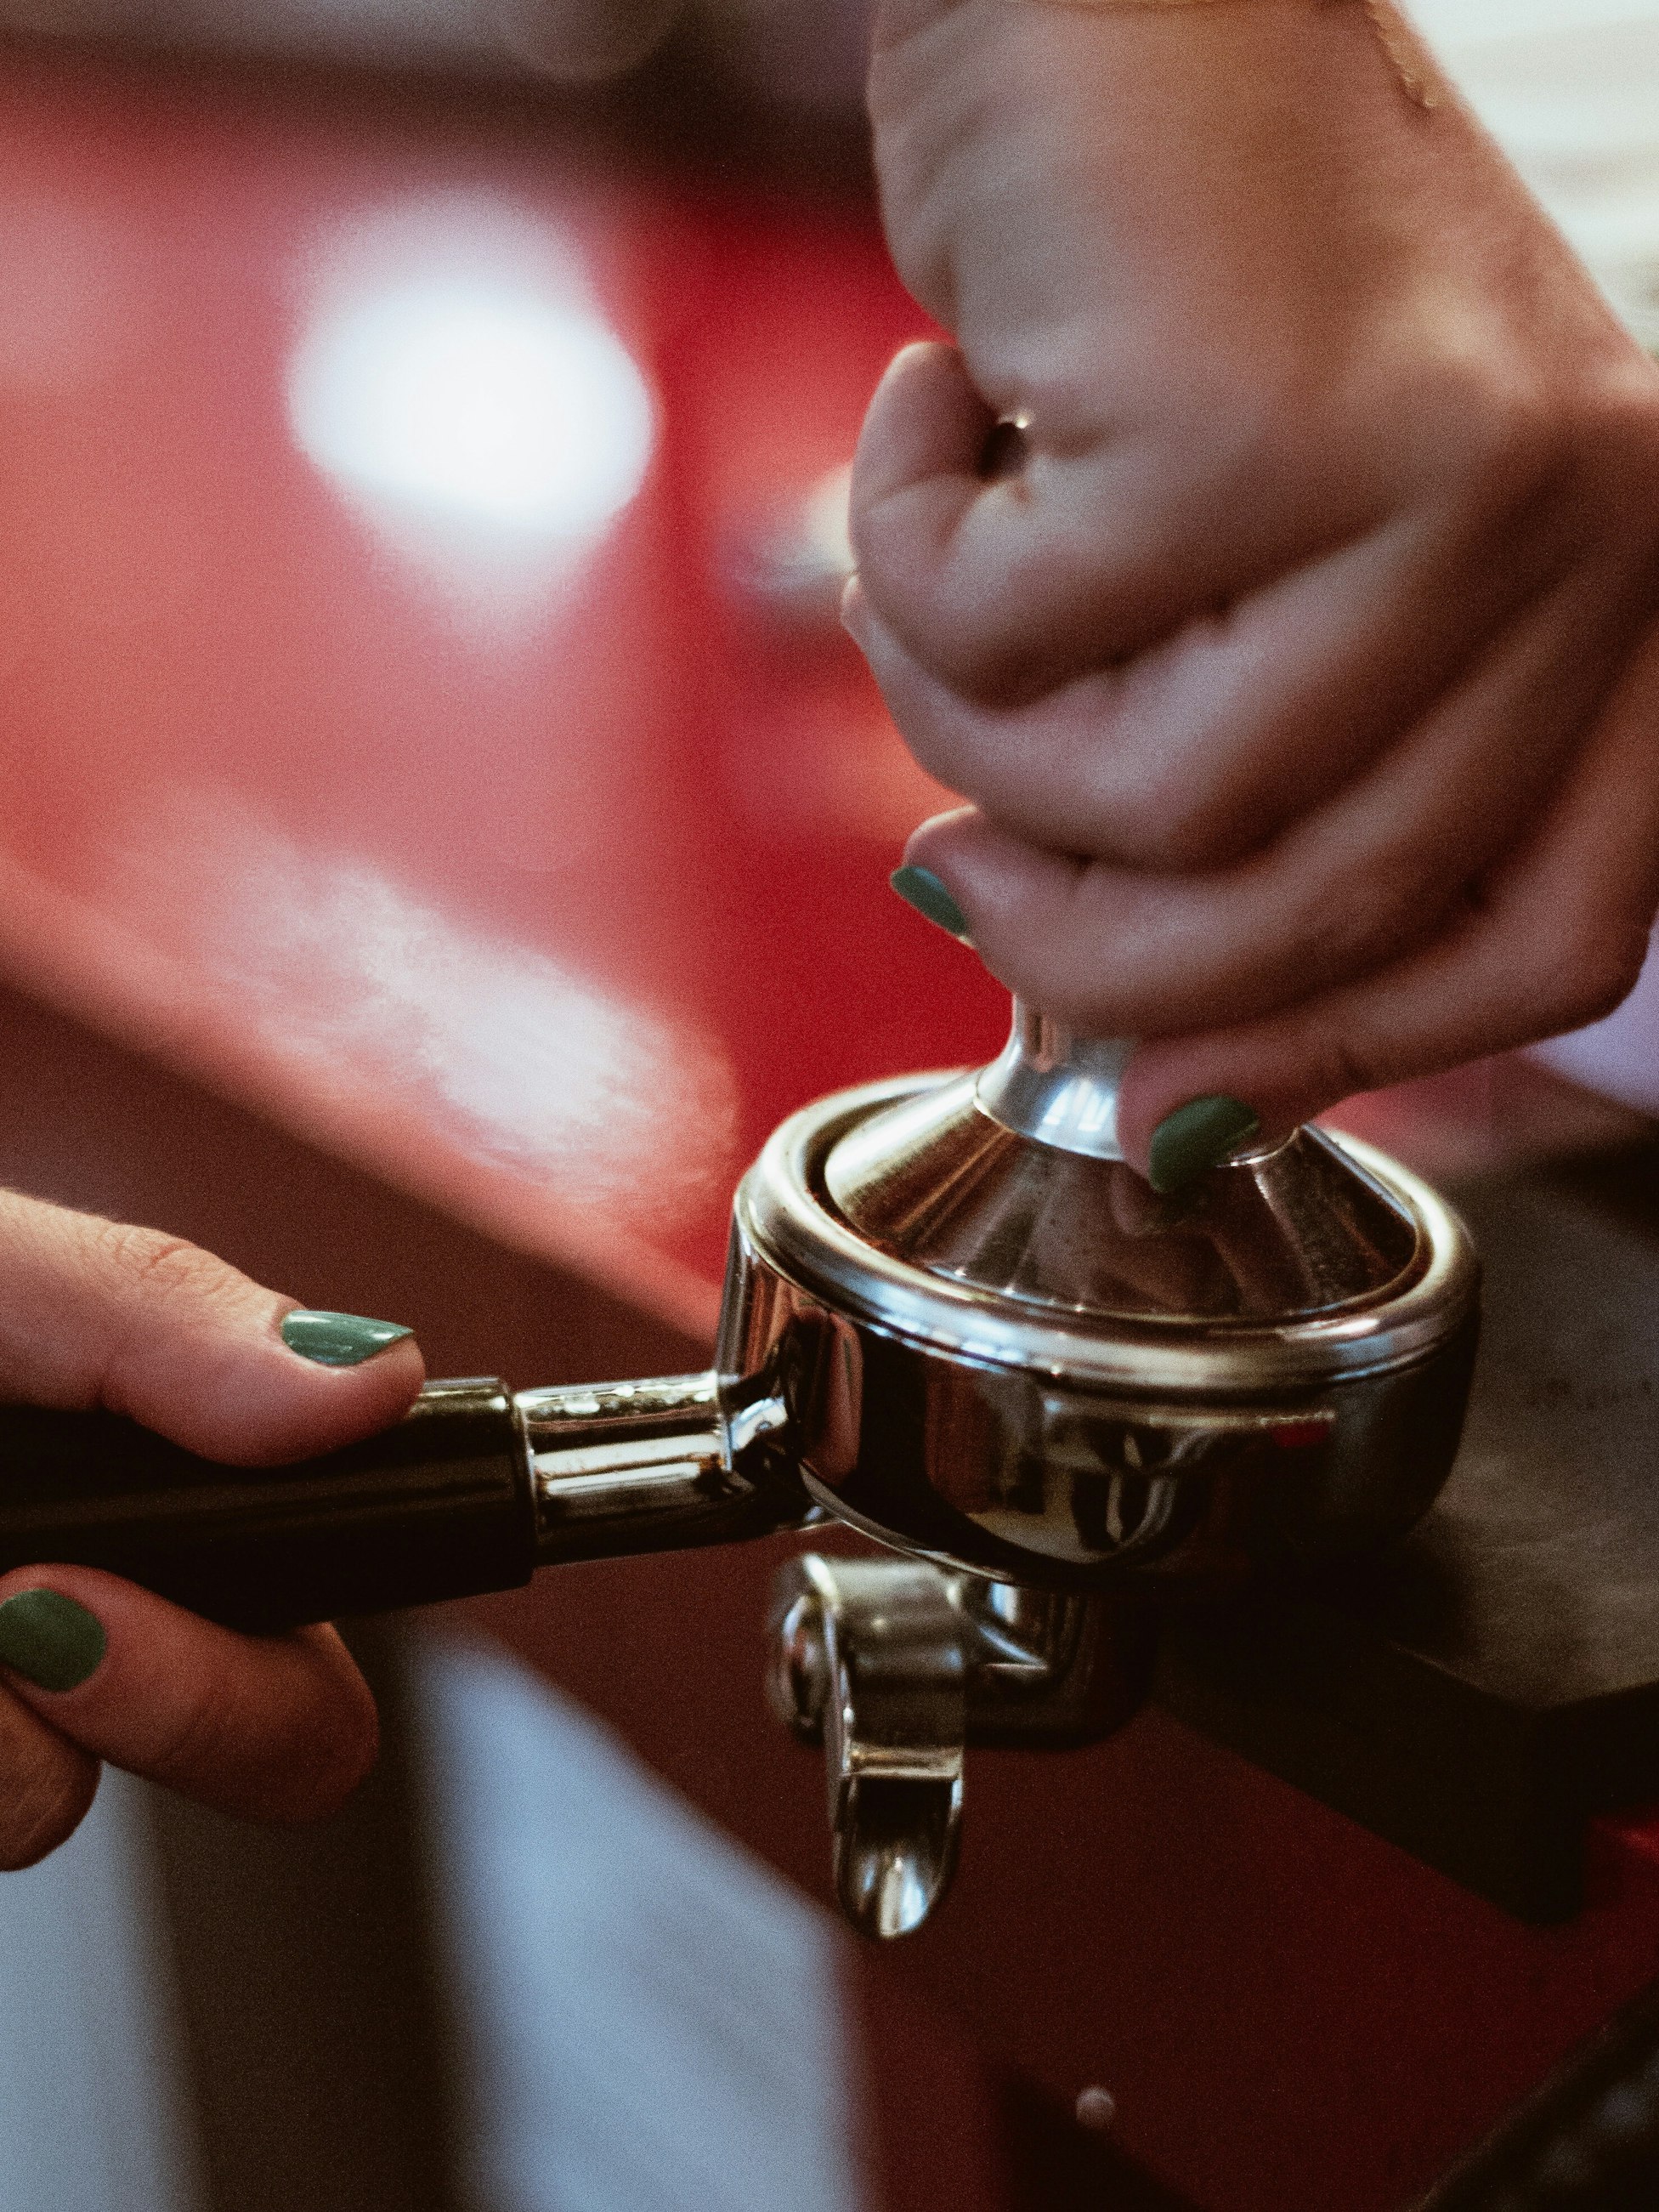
[0,995,1476,1609]
[0,1000,1476,1924]
[0,1190,404,1873]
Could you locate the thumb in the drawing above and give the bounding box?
[0,1192,425,1464]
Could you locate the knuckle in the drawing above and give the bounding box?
[1297,1030,1386,1109]
[1573,377,1659,519]
[0,1710,96,1870]
[1105,777,1255,871]
[1469,393,1565,516]
[1079,707,1310,875]
[1413,349,1565,512]
[257,1698,378,1826]
[98,1222,222,1303]
[0,1796,87,1872]
[847,482,910,587]
[1539,908,1649,1031]
[145,1670,243,1797]
[1285,865,1424,994]
[93,1224,248,1357]
[1417,344,1659,534]
[149,1655,377,1825]
[1074,723,1259,870]
[1324,899,1419,985]
[1131,342,1297,482]
[305,1699,380,1819]
[856,549,1000,703]
[1215,360,1307,486]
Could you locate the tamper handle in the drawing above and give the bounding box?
[0,1380,535,1633]
[975,1001,1134,1160]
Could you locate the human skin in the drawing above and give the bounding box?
[846,0,1659,1175]
[0,1190,422,1866]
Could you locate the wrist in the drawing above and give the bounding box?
[872,0,1541,388]
[980,0,1441,108]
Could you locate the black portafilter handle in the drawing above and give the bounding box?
[0,1373,801,1634]
[0,1381,531,1634]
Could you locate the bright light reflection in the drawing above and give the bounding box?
[288,275,654,540]
[110,791,737,1235]
[802,461,853,576]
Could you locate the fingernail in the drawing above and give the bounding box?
[891,865,972,943]
[0,1590,106,1692]
[281,1310,414,1367]
[1147,1096,1261,1194]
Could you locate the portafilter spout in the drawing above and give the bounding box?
[0,997,1479,1930]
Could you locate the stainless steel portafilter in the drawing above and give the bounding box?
[0,998,1479,1934]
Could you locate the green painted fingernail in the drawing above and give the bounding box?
[1147,1096,1261,1194]
[891,865,971,943]
[281,1310,414,1367]
[0,1591,106,1692]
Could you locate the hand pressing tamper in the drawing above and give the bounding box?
[0,1000,1477,1936]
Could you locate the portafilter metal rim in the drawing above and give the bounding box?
[734,1074,1480,1398]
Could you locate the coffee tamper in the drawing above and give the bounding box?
[0,999,1478,1937]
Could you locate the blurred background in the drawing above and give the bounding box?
[0,0,1652,330]
[0,3,1656,2209]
